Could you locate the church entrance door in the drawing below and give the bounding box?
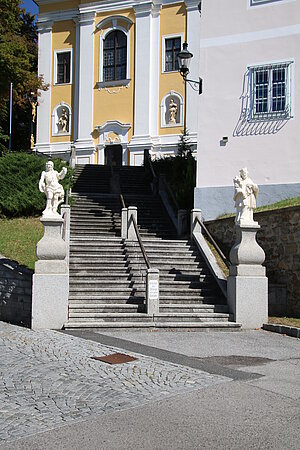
[104,145,122,167]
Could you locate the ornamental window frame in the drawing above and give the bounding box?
[53,49,72,85]
[162,33,184,74]
[247,60,293,122]
[97,17,132,88]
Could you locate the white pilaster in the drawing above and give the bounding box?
[36,21,53,153]
[130,2,161,150]
[75,12,95,152]
[72,17,80,142]
[185,0,200,138]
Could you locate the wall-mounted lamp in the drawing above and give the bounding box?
[178,42,203,95]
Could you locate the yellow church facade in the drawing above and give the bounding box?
[35,0,200,165]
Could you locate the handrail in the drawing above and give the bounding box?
[120,193,126,209]
[195,217,230,268]
[160,174,180,212]
[145,149,157,180]
[131,215,151,270]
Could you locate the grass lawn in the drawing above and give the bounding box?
[268,317,300,328]
[218,196,300,219]
[0,217,43,270]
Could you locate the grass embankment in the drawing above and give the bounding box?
[218,196,300,219]
[268,317,300,328]
[0,217,43,270]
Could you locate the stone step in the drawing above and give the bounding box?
[64,321,241,330]
[68,296,145,304]
[159,295,221,304]
[69,304,144,314]
[66,312,230,323]
[66,313,153,323]
[159,304,229,313]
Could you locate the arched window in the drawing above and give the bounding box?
[103,30,127,82]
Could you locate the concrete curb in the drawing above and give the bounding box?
[263,323,300,338]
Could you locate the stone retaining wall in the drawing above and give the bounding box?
[0,256,32,327]
[205,206,300,317]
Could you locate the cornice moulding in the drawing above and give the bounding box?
[38,9,78,22]
[37,19,53,32]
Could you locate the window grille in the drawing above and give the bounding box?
[165,37,181,72]
[103,30,127,82]
[248,62,292,121]
[250,0,282,5]
[57,52,71,84]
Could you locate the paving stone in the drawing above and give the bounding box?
[0,322,231,443]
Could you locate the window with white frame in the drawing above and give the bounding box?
[97,16,132,88]
[162,34,183,73]
[103,30,127,81]
[54,50,72,84]
[248,62,292,121]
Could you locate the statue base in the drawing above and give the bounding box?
[32,216,69,330]
[227,223,268,329]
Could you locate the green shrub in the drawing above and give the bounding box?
[151,154,196,210]
[0,152,73,217]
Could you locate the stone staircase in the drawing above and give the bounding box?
[65,164,240,330]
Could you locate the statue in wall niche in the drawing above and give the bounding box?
[233,167,259,225]
[39,161,67,217]
[168,98,178,124]
[57,108,69,133]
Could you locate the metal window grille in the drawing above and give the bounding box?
[250,0,282,5]
[57,52,71,84]
[248,62,292,121]
[165,37,181,72]
[103,30,127,82]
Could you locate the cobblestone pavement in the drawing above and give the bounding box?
[0,322,231,443]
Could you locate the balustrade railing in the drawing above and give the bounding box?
[121,192,159,315]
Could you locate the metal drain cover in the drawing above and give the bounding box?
[91,353,138,365]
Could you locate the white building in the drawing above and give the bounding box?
[195,0,300,219]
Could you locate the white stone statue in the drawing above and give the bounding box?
[233,167,259,225]
[57,108,69,133]
[168,98,178,124]
[39,161,67,217]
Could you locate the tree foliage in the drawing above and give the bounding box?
[177,128,194,158]
[0,1,47,152]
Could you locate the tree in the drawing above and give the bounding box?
[177,127,194,158]
[0,0,47,153]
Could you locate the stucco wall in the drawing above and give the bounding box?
[196,0,300,218]
[0,257,32,327]
[205,206,300,317]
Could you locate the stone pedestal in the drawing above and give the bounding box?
[227,224,268,329]
[190,208,202,238]
[146,268,159,315]
[121,208,128,239]
[127,206,138,241]
[32,217,69,330]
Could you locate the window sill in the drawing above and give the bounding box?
[54,82,72,86]
[97,79,131,89]
[248,113,292,122]
[162,70,180,75]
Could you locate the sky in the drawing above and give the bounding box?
[20,0,39,15]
